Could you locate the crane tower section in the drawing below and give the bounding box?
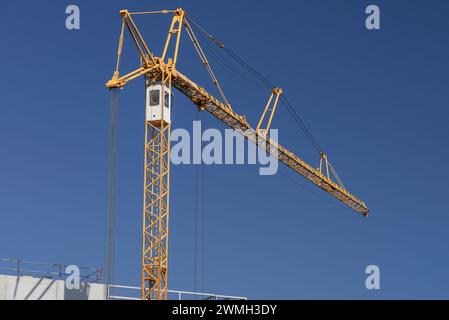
[142,77,172,300]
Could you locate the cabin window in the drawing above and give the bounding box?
[164,91,170,108]
[150,90,160,107]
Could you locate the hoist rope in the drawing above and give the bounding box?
[184,20,231,107]
[105,89,119,299]
[280,96,323,154]
[201,161,206,294]
[193,29,268,92]
[193,111,206,296]
[278,167,344,208]
[194,163,199,295]
[329,163,345,188]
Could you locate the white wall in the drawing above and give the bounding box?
[0,275,106,300]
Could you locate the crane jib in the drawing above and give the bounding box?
[166,68,370,216]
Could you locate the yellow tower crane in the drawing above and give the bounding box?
[106,8,369,301]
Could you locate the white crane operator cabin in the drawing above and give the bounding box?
[146,83,172,125]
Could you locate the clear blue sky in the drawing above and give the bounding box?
[1,0,448,299]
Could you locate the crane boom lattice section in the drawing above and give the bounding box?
[167,69,369,216]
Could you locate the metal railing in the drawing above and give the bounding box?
[108,285,247,301]
[0,259,246,300]
[0,258,103,283]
